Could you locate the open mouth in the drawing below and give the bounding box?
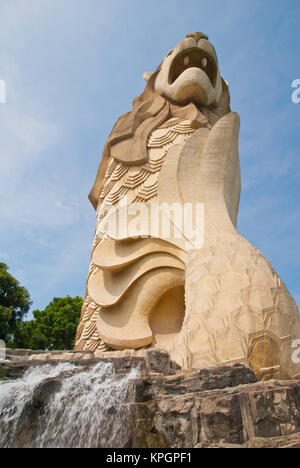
[168,48,217,87]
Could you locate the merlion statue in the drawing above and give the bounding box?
[75,32,300,380]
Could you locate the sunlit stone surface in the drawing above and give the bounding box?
[75,32,300,380]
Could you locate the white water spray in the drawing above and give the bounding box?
[0,362,140,448]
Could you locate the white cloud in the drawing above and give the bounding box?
[0,72,64,229]
[0,108,59,172]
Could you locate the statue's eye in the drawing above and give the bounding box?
[166,50,173,58]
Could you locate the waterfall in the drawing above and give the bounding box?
[0,362,140,448]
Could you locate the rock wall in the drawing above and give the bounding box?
[1,349,300,448]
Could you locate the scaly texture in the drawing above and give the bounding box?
[75,119,196,352]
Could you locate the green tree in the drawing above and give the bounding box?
[0,263,32,342]
[14,296,83,350]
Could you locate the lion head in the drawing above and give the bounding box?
[89,32,230,209]
[153,31,222,107]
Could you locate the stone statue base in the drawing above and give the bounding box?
[2,349,300,448]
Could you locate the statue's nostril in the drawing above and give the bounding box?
[186,31,208,42]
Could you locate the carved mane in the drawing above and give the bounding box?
[89,67,231,209]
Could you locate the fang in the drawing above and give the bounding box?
[184,55,190,66]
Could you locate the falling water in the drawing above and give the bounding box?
[0,362,140,448]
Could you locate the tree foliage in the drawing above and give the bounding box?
[0,263,32,342]
[14,296,83,350]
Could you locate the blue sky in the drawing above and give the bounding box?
[0,0,299,319]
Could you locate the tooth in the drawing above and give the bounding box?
[202,57,207,68]
[184,55,190,66]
